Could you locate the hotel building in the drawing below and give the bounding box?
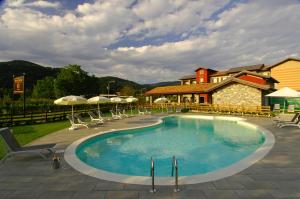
[146,58,300,106]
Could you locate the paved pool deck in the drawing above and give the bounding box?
[1,114,300,199]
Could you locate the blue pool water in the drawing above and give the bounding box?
[76,116,265,177]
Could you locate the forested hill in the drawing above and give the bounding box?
[0,60,59,90]
[0,60,180,94]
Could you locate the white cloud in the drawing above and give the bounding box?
[0,0,300,83]
[25,1,61,8]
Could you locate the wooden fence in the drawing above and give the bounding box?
[145,103,272,117]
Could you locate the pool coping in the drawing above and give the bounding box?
[64,115,275,185]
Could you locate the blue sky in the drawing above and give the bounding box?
[0,0,299,83]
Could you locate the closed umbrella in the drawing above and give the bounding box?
[54,95,87,118]
[154,97,168,103]
[154,97,168,113]
[125,97,138,115]
[266,87,300,113]
[87,96,110,117]
[110,97,127,112]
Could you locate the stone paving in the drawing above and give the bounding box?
[1,114,300,199]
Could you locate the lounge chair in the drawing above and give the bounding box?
[138,109,145,115]
[175,107,182,113]
[74,114,99,126]
[273,113,300,125]
[145,108,152,114]
[288,105,295,113]
[67,115,89,130]
[88,111,104,124]
[273,104,281,112]
[0,127,56,162]
[167,107,174,113]
[278,118,300,128]
[121,109,129,118]
[110,110,122,120]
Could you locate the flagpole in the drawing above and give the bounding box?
[23,73,26,117]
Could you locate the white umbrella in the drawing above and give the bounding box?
[266,87,300,113]
[110,97,127,112]
[154,97,168,103]
[54,95,87,118]
[125,97,138,115]
[87,96,110,117]
[154,97,168,113]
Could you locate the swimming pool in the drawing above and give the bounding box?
[65,115,274,185]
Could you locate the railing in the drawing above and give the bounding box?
[172,156,180,192]
[145,103,272,117]
[149,157,157,193]
[0,108,96,127]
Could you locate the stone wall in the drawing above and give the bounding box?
[212,83,262,106]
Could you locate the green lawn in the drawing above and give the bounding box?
[0,120,70,160]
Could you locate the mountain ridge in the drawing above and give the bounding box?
[0,60,179,93]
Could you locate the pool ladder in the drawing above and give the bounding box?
[149,156,180,193]
[149,157,157,193]
[172,156,180,192]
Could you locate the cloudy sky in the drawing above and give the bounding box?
[0,0,299,83]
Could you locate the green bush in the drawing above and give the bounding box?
[181,108,189,113]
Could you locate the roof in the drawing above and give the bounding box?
[194,67,217,72]
[147,71,275,95]
[264,57,300,70]
[227,64,265,73]
[266,87,300,97]
[145,83,216,95]
[179,74,196,80]
[210,71,228,77]
[207,77,271,92]
[233,70,279,83]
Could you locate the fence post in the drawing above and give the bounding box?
[45,110,48,122]
[10,106,13,126]
[30,111,33,124]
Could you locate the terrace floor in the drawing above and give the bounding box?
[1,114,300,199]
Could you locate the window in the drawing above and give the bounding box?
[192,80,196,84]
[199,70,204,74]
[213,78,218,83]
[199,97,205,103]
[200,78,204,83]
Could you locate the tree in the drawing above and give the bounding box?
[120,85,135,96]
[32,76,55,99]
[54,65,98,97]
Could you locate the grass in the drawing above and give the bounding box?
[0,120,70,160]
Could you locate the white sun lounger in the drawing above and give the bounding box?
[67,115,89,130]
[88,111,104,124]
[278,115,300,128]
[110,110,122,120]
[138,109,145,115]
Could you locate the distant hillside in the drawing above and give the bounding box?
[143,81,180,89]
[97,76,143,94]
[0,60,60,90]
[0,60,180,95]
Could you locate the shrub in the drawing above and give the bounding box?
[181,108,189,113]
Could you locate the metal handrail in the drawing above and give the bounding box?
[149,157,157,193]
[172,156,180,192]
[171,155,175,176]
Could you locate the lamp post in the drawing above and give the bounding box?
[140,88,146,105]
[107,80,115,98]
[140,88,146,96]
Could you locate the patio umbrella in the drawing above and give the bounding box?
[110,97,127,112]
[87,96,110,117]
[125,97,138,115]
[54,95,87,118]
[154,97,168,112]
[154,97,168,103]
[266,87,300,113]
